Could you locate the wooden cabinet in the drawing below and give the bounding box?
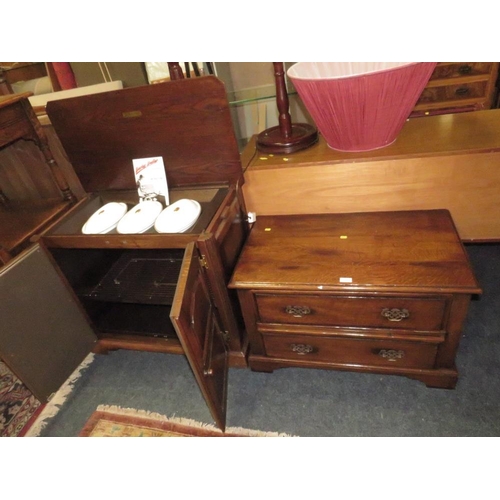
[411,62,499,117]
[0,93,76,264]
[229,210,481,389]
[0,77,250,431]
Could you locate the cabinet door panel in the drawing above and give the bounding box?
[0,244,97,402]
[199,185,249,352]
[170,242,228,431]
[205,185,248,279]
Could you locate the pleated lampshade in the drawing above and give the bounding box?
[287,62,437,152]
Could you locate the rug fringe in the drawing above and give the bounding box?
[96,404,293,437]
[25,354,95,437]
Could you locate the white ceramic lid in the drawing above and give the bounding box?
[82,202,128,234]
[116,200,163,234]
[154,199,202,234]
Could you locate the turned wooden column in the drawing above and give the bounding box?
[256,62,318,154]
[19,98,76,203]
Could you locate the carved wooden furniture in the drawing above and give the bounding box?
[242,108,500,241]
[0,62,48,96]
[0,63,65,95]
[0,63,47,86]
[411,62,499,117]
[229,210,481,389]
[0,93,76,264]
[0,77,250,430]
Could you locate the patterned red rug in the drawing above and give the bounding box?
[0,361,44,437]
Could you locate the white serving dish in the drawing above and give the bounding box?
[82,202,128,234]
[154,199,202,234]
[116,200,163,234]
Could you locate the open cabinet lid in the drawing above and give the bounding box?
[0,244,97,402]
[170,242,229,431]
[45,76,243,193]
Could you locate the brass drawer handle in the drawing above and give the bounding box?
[381,308,410,322]
[291,343,314,355]
[285,305,311,317]
[455,87,470,96]
[379,349,405,361]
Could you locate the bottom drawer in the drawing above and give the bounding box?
[263,333,438,369]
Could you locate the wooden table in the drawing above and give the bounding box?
[241,109,500,241]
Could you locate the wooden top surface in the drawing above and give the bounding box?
[245,109,500,171]
[0,93,31,109]
[229,210,481,293]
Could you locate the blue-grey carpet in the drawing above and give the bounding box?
[36,244,500,437]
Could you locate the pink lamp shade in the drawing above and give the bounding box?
[287,62,437,152]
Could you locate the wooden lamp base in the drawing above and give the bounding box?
[257,123,318,154]
[256,62,318,155]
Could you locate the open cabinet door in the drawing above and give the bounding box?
[198,185,250,355]
[0,244,97,402]
[170,242,229,431]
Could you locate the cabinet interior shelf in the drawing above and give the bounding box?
[76,250,184,305]
[50,248,185,340]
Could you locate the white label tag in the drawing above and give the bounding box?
[133,157,169,205]
[339,277,353,283]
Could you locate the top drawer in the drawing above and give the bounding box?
[254,293,448,332]
[429,63,494,81]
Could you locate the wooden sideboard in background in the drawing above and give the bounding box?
[242,108,500,242]
[410,62,499,117]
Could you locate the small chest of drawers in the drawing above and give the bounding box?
[229,210,482,388]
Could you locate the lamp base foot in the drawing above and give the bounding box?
[256,123,318,154]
